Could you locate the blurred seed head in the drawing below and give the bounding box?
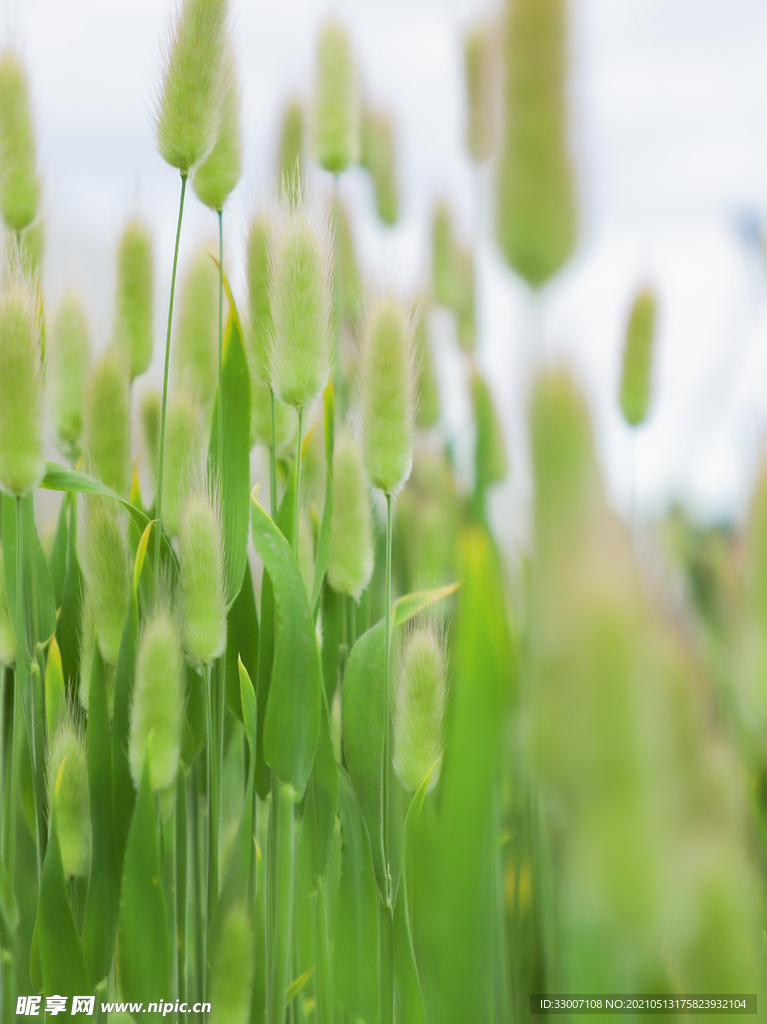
[470,369,508,492]
[48,292,91,453]
[360,108,398,226]
[393,622,448,794]
[414,302,440,430]
[154,0,230,174]
[358,293,417,495]
[0,48,41,232]
[313,19,360,174]
[246,213,272,384]
[79,493,131,668]
[114,218,154,381]
[209,905,255,1024]
[174,245,219,407]
[0,549,15,666]
[129,596,184,792]
[431,202,456,309]
[333,194,363,326]
[162,390,204,536]
[327,431,374,600]
[619,287,656,427]
[266,190,334,411]
[178,467,227,667]
[193,41,243,211]
[0,254,45,496]
[463,20,497,163]
[46,713,90,879]
[19,218,44,278]
[83,347,131,498]
[140,388,161,478]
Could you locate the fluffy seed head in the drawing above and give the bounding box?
[140,388,161,476]
[46,714,90,878]
[327,431,374,600]
[0,550,15,666]
[193,42,243,210]
[174,245,219,406]
[495,0,576,286]
[0,257,45,496]
[179,471,228,667]
[48,293,91,452]
[0,49,41,231]
[129,600,184,792]
[453,246,476,353]
[464,21,497,163]
[313,19,360,173]
[333,195,362,324]
[360,108,398,225]
[162,391,203,536]
[246,214,272,383]
[358,294,417,495]
[209,906,255,1024]
[80,494,131,667]
[154,0,230,173]
[470,369,507,490]
[277,99,305,201]
[83,348,131,498]
[114,219,154,380]
[266,194,334,410]
[393,623,447,794]
[20,218,44,278]
[619,287,656,427]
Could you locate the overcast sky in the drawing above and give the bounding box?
[8,0,767,540]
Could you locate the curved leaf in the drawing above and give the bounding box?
[209,312,251,606]
[391,582,460,629]
[250,496,321,799]
[334,769,379,1023]
[298,688,338,894]
[225,560,259,722]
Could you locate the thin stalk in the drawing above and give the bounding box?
[189,766,205,1020]
[268,780,295,1024]
[270,391,279,519]
[176,770,188,1007]
[154,171,189,579]
[380,902,394,1024]
[292,409,304,554]
[314,881,333,1024]
[383,492,393,896]
[0,666,6,858]
[203,661,219,996]
[217,209,224,470]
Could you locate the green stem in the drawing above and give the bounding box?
[292,409,304,555]
[380,902,394,1024]
[217,209,224,471]
[176,770,188,1007]
[383,493,393,897]
[268,780,295,1024]
[203,662,219,996]
[270,390,279,519]
[154,171,188,579]
[189,766,205,1018]
[314,881,333,1024]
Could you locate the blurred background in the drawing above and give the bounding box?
[7,0,767,540]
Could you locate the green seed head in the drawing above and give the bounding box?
[327,431,374,600]
[0,257,45,496]
[471,369,508,490]
[360,108,398,225]
[46,714,90,878]
[77,591,95,713]
[393,623,447,794]
[193,42,243,210]
[114,218,154,381]
[174,245,219,407]
[209,906,255,1024]
[154,0,230,173]
[179,471,227,667]
[20,218,44,278]
[453,245,476,353]
[48,292,91,452]
[246,214,272,383]
[277,99,305,201]
[414,302,440,429]
[162,390,204,536]
[431,202,457,308]
[140,388,161,477]
[464,21,497,163]
[79,494,131,667]
[0,549,15,666]
[619,288,656,427]
[267,194,334,411]
[313,19,360,173]
[359,294,417,495]
[0,49,41,232]
[83,347,131,498]
[129,600,184,792]
[333,195,363,325]
[495,0,576,286]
